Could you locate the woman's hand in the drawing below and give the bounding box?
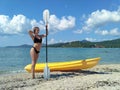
[29,30,33,34]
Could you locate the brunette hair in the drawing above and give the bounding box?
[33,27,39,34]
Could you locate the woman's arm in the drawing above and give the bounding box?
[28,30,34,40]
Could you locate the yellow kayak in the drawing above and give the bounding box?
[24,57,101,72]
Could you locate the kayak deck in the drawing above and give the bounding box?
[24,57,101,72]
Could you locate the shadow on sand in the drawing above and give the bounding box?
[50,70,109,79]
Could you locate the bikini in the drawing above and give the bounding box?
[33,35,42,54]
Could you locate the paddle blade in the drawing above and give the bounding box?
[43,9,50,24]
[43,65,50,80]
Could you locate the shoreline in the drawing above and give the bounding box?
[1,63,120,76]
[0,64,120,90]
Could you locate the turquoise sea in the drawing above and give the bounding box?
[0,47,120,75]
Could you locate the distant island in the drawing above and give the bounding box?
[48,38,120,48]
[6,38,120,48]
[5,44,32,48]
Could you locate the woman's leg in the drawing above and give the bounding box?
[30,48,37,79]
[32,52,39,79]
[30,48,39,79]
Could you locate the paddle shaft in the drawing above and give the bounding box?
[46,25,48,64]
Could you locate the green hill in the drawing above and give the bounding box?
[48,38,120,48]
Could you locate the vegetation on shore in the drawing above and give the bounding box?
[48,38,120,48]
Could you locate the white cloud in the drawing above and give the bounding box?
[73,29,83,34]
[83,9,120,31]
[48,38,56,44]
[95,30,109,35]
[109,28,120,35]
[85,38,96,42]
[0,14,41,35]
[59,40,63,43]
[0,9,75,35]
[48,39,71,44]
[75,8,120,36]
[95,28,120,35]
[31,19,44,30]
[49,15,75,32]
[0,15,75,35]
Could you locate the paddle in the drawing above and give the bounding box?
[43,9,50,80]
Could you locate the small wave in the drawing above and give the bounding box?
[11,70,26,73]
[0,69,26,76]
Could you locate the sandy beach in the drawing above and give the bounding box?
[0,64,120,90]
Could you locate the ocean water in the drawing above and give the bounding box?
[0,47,120,75]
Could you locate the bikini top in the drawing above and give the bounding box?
[34,35,42,43]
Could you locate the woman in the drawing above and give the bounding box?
[28,26,48,79]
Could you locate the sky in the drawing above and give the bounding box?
[0,0,120,47]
